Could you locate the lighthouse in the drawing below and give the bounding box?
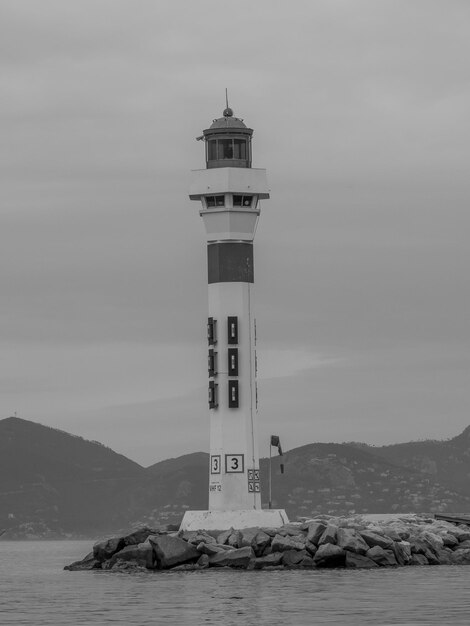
[180,102,288,530]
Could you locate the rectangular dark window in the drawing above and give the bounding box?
[208,349,217,377]
[209,381,218,409]
[207,317,217,345]
[228,380,239,408]
[233,195,253,207]
[227,316,238,344]
[206,195,224,208]
[228,348,238,376]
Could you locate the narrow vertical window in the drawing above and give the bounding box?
[208,349,217,377]
[227,316,238,344]
[228,348,238,376]
[228,380,239,408]
[209,381,218,408]
[208,317,217,345]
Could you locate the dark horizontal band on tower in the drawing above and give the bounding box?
[207,242,254,284]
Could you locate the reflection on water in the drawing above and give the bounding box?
[1,541,470,625]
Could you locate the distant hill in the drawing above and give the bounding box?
[1,416,469,538]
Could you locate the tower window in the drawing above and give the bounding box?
[233,195,253,207]
[209,381,218,409]
[228,348,238,376]
[208,349,217,377]
[206,195,225,208]
[227,316,238,344]
[207,317,217,345]
[228,380,239,408]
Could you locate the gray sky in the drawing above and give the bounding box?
[1,0,469,465]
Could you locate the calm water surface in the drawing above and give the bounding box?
[1,541,469,625]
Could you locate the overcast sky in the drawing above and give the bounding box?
[1,0,469,466]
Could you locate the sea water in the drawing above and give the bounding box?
[1,541,470,625]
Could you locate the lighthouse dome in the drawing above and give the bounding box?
[203,108,253,169]
[209,115,248,130]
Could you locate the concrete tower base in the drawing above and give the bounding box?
[180,509,289,532]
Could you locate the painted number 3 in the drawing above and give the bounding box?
[225,454,244,473]
[211,455,221,474]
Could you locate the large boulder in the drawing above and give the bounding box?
[271,534,306,552]
[227,530,243,548]
[253,552,283,569]
[450,549,470,565]
[441,533,459,548]
[216,529,233,545]
[359,530,393,551]
[318,523,338,546]
[196,541,228,556]
[366,546,397,567]
[122,527,159,547]
[239,527,259,548]
[209,546,254,568]
[64,551,101,571]
[410,553,429,566]
[392,541,412,566]
[336,528,369,555]
[93,536,125,563]
[345,552,378,569]
[313,544,346,568]
[252,531,271,557]
[282,549,307,567]
[149,534,200,569]
[107,543,155,569]
[306,521,327,546]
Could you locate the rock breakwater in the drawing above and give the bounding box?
[64,514,470,572]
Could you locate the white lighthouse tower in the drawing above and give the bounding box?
[180,102,288,531]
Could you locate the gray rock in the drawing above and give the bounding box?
[345,552,378,569]
[188,531,216,546]
[441,533,459,548]
[457,539,470,550]
[196,541,226,556]
[149,534,200,569]
[122,527,159,547]
[281,549,307,567]
[227,530,243,548]
[392,541,412,566]
[107,543,155,569]
[93,536,125,562]
[450,549,470,565]
[216,528,233,545]
[306,521,327,546]
[336,528,369,555]
[366,546,397,567]
[64,551,101,571]
[253,531,271,557]
[359,530,393,550]
[197,554,210,569]
[271,533,306,552]
[410,553,429,566]
[318,523,338,546]
[278,525,306,537]
[253,552,283,569]
[299,555,315,568]
[305,540,318,556]
[240,527,259,548]
[313,543,346,568]
[209,546,254,568]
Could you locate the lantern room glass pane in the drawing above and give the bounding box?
[208,140,217,161]
[233,139,247,159]
[218,138,233,159]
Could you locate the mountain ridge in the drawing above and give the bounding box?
[1,416,469,538]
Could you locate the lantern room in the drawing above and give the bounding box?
[202,107,253,169]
